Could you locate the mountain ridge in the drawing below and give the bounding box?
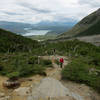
[58,8,100,38]
[0,21,76,36]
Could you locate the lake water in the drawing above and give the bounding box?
[23,30,50,36]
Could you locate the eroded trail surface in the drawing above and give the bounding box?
[0,55,100,100]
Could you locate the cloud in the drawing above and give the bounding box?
[3,12,23,15]
[0,0,99,24]
[78,0,100,8]
[18,2,51,13]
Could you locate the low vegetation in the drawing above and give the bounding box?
[0,28,100,93]
[28,34,57,41]
[44,39,100,57]
[0,28,39,53]
[60,40,100,93]
[0,53,52,79]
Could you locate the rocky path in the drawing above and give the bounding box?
[27,77,84,100]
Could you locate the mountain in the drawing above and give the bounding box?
[36,21,76,26]
[58,8,100,38]
[0,28,38,53]
[0,21,76,36]
[35,21,76,35]
[0,21,32,34]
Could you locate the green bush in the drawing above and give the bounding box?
[40,59,52,67]
[0,54,47,78]
[61,57,100,93]
[32,64,46,75]
[55,60,60,65]
[62,58,89,82]
[7,72,20,80]
[28,56,38,64]
[0,63,3,71]
[91,53,100,66]
[44,39,99,57]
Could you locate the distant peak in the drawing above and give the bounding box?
[97,8,100,12]
[96,8,100,15]
[97,8,100,11]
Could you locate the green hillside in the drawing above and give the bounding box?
[76,19,100,36]
[0,28,100,93]
[0,28,51,78]
[58,8,100,38]
[0,28,38,52]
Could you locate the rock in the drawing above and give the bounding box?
[28,79,33,81]
[4,96,10,100]
[14,87,31,96]
[81,84,86,87]
[0,93,5,97]
[0,96,10,100]
[3,80,20,88]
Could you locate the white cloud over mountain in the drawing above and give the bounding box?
[0,0,99,24]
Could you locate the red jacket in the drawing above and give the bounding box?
[60,58,64,63]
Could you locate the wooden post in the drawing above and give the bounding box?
[38,56,40,64]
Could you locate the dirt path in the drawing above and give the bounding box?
[27,77,84,100]
[42,55,68,80]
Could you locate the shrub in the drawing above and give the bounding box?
[61,57,100,93]
[91,53,100,66]
[7,72,20,80]
[55,60,59,65]
[40,59,52,67]
[0,63,3,71]
[61,58,89,82]
[0,54,47,77]
[28,56,38,64]
[32,64,46,76]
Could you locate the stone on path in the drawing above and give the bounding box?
[14,87,31,96]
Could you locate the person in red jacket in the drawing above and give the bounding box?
[60,58,64,68]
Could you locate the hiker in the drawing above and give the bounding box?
[53,49,56,55]
[60,58,64,68]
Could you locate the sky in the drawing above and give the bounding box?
[0,0,100,24]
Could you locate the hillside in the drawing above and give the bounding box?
[58,8,100,38]
[76,19,100,36]
[0,28,38,53]
[0,31,100,100]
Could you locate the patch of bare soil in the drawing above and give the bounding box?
[62,80,100,100]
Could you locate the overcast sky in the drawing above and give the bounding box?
[0,0,100,24]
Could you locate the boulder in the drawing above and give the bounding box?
[0,92,5,98]
[3,80,20,88]
[14,87,31,96]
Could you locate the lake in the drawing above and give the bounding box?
[23,30,50,36]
